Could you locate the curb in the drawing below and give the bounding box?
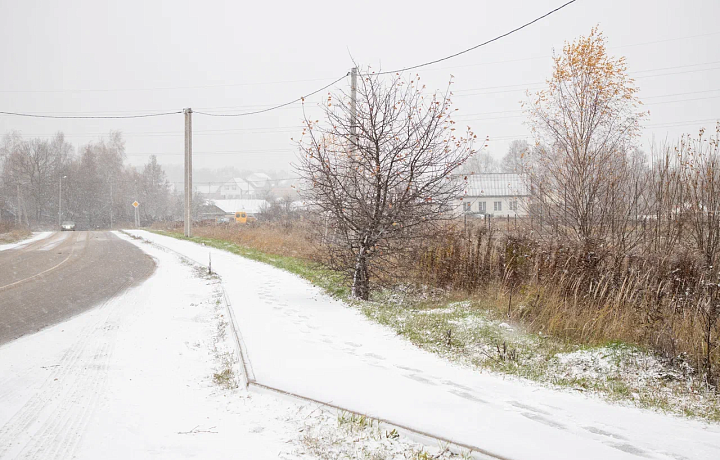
[132,230,514,460]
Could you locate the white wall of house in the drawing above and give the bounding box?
[217,178,253,199]
[457,196,529,217]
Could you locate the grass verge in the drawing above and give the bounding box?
[0,226,32,245]
[151,229,720,423]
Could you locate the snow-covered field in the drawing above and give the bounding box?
[127,230,720,460]
[0,232,456,459]
[0,231,52,252]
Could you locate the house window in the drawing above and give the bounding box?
[509,200,518,211]
[463,202,472,212]
[494,201,502,212]
[478,202,486,213]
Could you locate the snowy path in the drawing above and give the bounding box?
[129,230,720,460]
[0,233,332,459]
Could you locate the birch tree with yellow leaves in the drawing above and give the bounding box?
[526,27,647,252]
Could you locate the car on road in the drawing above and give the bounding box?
[61,221,76,231]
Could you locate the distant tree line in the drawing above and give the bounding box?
[0,131,180,229]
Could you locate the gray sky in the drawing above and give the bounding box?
[1,0,718,183]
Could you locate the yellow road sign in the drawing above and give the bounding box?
[132,201,139,208]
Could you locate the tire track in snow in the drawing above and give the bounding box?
[0,258,146,459]
[0,233,88,405]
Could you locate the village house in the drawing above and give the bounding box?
[457,173,530,217]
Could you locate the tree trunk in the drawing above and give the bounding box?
[351,243,370,300]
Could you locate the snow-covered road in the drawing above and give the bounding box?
[0,232,336,459]
[129,230,720,460]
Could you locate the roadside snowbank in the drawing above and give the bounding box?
[0,231,52,252]
[129,229,720,460]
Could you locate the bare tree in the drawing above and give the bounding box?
[2,133,71,222]
[139,155,171,222]
[674,125,720,382]
[678,124,720,269]
[296,71,475,299]
[500,139,531,173]
[461,150,500,174]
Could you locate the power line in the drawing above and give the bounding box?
[5,60,714,120]
[416,32,720,74]
[18,88,720,137]
[452,62,720,96]
[644,95,720,106]
[643,88,720,99]
[372,0,578,76]
[634,66,720,80]
[0,76,336,95]
[194,73,349,117]
[0,110,182,119]
[126,149,295,157]
[168,178,299,185]
[632,60,720,75]
[18,126,304,136]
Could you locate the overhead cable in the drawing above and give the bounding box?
[371,0,578,76]
[194,73,349,117]
[0,110,182,119]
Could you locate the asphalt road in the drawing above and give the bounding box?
[0,231,155,346]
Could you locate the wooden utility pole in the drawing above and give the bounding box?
[17,184,21,226]
[350,67,358,153]
[58,176,62,229]
[110,181,114,229]
[184,108,193,237]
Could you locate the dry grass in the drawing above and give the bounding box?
[0,223,31,244]
[411,223,720,387]
[151,222,318,261]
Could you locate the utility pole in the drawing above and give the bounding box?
[110,181,114,229]
[58,176,63,229]
[17,184,21,226]
[350,67,358,153]
[58,175,67,229]
[184,108,193,237]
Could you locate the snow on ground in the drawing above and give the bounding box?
[0,231,463,460]
[129,229,720,460]
[552,345,689,387]
[0,231,52,252]
[364,300,719,420]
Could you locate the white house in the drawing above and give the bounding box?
[246,172,272,190]
[215,178,253,199]
[457,173,530,217]
[194,183,220,198]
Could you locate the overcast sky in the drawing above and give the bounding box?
[1,0,718,186]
